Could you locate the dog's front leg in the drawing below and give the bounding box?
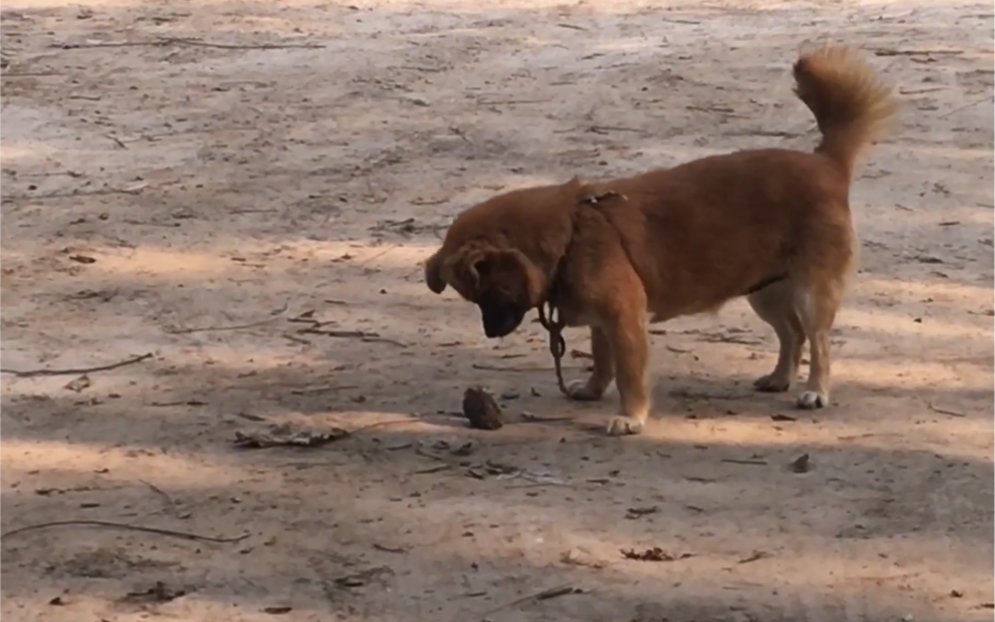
[567,327,615,401]
[603,309,650,436]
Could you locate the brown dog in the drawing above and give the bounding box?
[424,47,898,435]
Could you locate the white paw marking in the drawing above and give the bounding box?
[796,390,828,409]
[607,416,644,436]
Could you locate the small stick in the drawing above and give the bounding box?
[140,480,179,517]
[167,303,288,334]
[106,134,127,149]
[925,401,967,418]
[557,23,588,31]
[471,363,579,373]
[937,94,994,119]
[588,125,647,134]
[412,464,451,475]
[1,353,152,378]
[289,384,359,395]
[873,48,963,57]
[0,520,248,543]
[54,37,324,50]
[359,244,400,266]
[298,328,406,347]
[2,187,146,203]
[158,36,325,50]
[720,458,768,466]
[478,99,550,106]
[482,583,580,617]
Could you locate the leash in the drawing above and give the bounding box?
[536,301,569,396]
[535,188,627,397]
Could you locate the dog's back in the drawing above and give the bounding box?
[596,47,898,319]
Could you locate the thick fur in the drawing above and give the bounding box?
[425,46,899,435]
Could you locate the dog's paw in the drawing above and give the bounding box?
[796,390,828,409]
[566,380,602,402]
[753,373,791,393]
[606,416,644,436]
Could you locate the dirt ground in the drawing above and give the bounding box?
[1,0,993,620]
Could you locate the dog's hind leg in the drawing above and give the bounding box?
[567,327,615,401]
[748,280,806,392]
[794,281,843,409]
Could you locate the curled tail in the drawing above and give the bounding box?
[793,46,898,179]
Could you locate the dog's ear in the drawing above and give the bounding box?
[479,248,546,307]
[425,246,487,295]
[424,249,449,294]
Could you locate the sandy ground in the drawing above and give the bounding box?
[1,0,993,620]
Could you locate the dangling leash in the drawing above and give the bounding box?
[537,301,569,396]
[535,189,627,396]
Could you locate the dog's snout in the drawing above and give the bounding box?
[479,302,523,339]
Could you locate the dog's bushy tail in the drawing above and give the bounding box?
[793,46,898,179]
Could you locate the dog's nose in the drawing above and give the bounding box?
[483,316,517,339]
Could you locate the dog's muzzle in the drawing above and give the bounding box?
[479,302,525,338]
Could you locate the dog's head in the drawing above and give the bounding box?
[425,242,545,338]
[423,178,587,338]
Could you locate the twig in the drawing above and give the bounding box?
[588,125,647,134]
[106,134,127,149]
[0,71,64,76]
[140,480,179,517]
[661,17,701,24]
[1,353,153,378]
[925,400,967,418]
[0,520,248,543]
[1,187,146,202]
[412,464,451,475]
[557,23,588,31]
[53,37,324,50]
[937,94,994,119]
[471,363,581,372]
[289,384,359,395]
[482,583,581,617]
[297,327,406,347]
[167,302,288,334]
[898,86,946,95]
[358,244,399,266]
[158,36,325,50]
[720,458,768,466]
[737,550,771,564]
[873,48,963,57]
[478,98,550,106]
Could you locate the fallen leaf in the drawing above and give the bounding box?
[737,550,771,564]
[121,581,186,603]
[620,547,693,562]
[771,414,797,422]
[262,606,293,614]
[624,506,660,519]
[68,254,96,264]
[64,374,91,393]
